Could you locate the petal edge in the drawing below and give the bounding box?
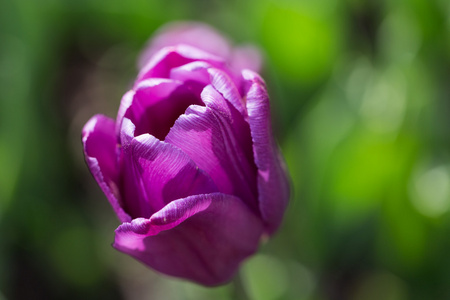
[113,192,263,286]
[243,70,290,234]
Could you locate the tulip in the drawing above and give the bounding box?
[82,22,289,286]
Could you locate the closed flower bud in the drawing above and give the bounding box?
[82,22,290,286]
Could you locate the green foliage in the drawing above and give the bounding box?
[0,0,449,299]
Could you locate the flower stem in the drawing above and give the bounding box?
[231,271,249,300]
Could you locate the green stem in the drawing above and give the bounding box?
[231,271,250,300]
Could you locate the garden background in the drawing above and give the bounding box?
[1,0,449,299]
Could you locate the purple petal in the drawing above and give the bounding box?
[138,21,232,69]
[207,68,247,117]
[119,120,217,218]
[165,86,258,213]
[242,70,290,235]
[115,90,134,138]
[170,61,212,83]
[230,45,263,74]
[136,45,225,84]
[169,64,243,110]
[120,78,203,141]
[82,115,131,222]
[113,192,263,286]
[169,61,212,96]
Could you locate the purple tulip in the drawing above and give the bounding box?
[82,22,289,286]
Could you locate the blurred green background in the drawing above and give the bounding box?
[1,0,449,299]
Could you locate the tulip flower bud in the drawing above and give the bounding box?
[82,22,290,286]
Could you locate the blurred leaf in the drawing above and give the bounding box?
[0,6,31,213]
[328,130,400,220]
[242,254,289,300]
[351,271,408,300]
[379,192,428,271]
[260,0,341,85]
[182,281,230,300]
[378,9,422,63]
[409,162,450,218]
[50,225,104,287]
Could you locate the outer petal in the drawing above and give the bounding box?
[165,86,258,213]
[242,70,290,235]
[113,192,264,286]
[115,90,134,137]
[119,118,217,218]
[138,21,232,69]
[82,115,131,222]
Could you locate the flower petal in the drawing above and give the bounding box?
[120,78,203,140]
[169,64,243,113]
[230,45,262,74]
[115,90,134,137]
[207,68,247,117]
[169,61,212,96]
[138,21,232,69]
[242,70,290,234]
[82,115,131,222]
[113,192,263,286]
[170,61,212,80]
[120,119,217,218]
[165,86,258,213]
[136,45,225,84]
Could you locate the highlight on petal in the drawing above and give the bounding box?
[82,114,131,222]
[242,69,290,234]
[207,68,247,117]
[115,90,134,137]
[169,63,242,106]
[165,86,258,213]
[170,61,212,85]
[169,61,213,97]
[138,21,232,69]
[113,192,264,286]
[136,45,225,84]
[119,119,218,219]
